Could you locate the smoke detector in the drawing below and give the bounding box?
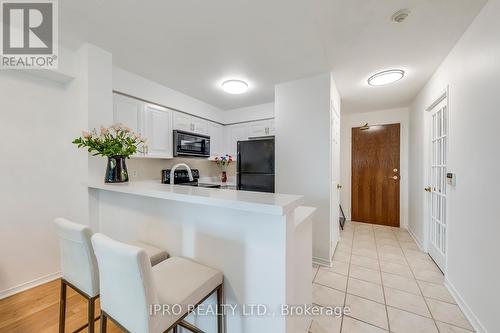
[392,9,411,23]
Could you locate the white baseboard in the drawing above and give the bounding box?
[407,227,425,252]
[0,271,61,300]
[312,256,332,267]
[444,277,487,333]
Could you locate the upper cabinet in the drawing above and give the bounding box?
[143,104,173,158]
[207,122,224,158]
[173,112,208,135]
[113,93,275,160]
[247,119,275,138]
[113,93,173,159]
[113,94,144,135]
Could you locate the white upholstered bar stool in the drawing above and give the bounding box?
[91,233,224,333]
[53,218,169,333]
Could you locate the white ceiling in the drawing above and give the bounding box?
[60,0,486,112]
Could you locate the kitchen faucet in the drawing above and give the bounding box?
[170,163,194,184]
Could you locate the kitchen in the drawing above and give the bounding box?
[112,91,276,192]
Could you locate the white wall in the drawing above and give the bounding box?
[0,49,89,297]
[223,103,274,124]
[275,73,339,264]
[409,0,500,331]
[340,108,410,229]
[113,67,225,123]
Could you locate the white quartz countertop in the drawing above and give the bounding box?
[88,181,303,216]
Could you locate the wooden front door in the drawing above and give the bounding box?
[351,123,400,227]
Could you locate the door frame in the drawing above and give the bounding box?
[349,121,405,227]
[423,87,450,273]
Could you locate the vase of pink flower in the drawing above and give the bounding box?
[214,154,233,183]
[72,123,146,183]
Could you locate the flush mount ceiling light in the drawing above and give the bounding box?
[221,80,249,94]
[368,69,405,86]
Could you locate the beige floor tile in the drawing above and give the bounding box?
[379,261,413,278]
[404,249,432,262]
[435,321,475,333]
[337,244,353,253]
[313,283,346,307]
[376,238,400,247]
[387,306,438,333]
[378,252,407,265]
[426,298,474,330]
[334,250,352,263]
[350,255,380,271]
[345,294,388,330]
[377,245,403,254]
[341,316,388,333]
[352,248,379,259]
[384,287,431,317]
[309,312,342,333]
[381,272,421,295]
[321,260,350,276]
[417,280,455,303]
[349,265,382,284]
[315,269,348,291]
[400,241,420,251]
[413,269,444,284]
[347,278,385,303]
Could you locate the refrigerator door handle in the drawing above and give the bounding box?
[237,151,242,190]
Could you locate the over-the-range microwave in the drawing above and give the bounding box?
[173,130,210,157]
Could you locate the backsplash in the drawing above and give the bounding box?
[126,157,236,183]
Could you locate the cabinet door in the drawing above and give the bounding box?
[267,119,276,136]
[192,117,208,135]
[247,121,267,138]
[208,122,224,157]
[113,94,143,135]
[144,105,173,158]
[173,112,192,132]
[227,124,249,157]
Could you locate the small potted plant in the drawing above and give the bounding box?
[72,124,146,183]
[214,154,233,183]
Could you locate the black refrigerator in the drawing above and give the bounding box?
[237,138,275,193]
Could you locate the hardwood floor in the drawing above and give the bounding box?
[0,279,122,333]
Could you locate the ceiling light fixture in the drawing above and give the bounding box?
[221,80,249,94]
[368,69,405,86]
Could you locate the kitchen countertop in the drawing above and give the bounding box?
[88,181,303,216]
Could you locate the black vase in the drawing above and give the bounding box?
[104,156,129,183]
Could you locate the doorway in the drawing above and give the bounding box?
[351,123,401,227]
[426,96,448,272]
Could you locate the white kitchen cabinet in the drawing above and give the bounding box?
[143,104,173,158]
[208,122,224,158]
[247,119,275,138]
[113,94,144,135]
[225,124,249,157]
[173,111,208,135]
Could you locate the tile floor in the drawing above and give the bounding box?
[310,221,475,333]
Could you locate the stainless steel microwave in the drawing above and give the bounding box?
[173,130,210,157]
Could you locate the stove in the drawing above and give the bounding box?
[161,169,221,188]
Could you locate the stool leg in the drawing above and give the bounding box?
[59,280,67,333]
[217,284,224,333]
[100,311,107,333]
[88,297,95,333]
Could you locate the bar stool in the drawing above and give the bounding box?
[53,218,169,333]
[91,233,224,333]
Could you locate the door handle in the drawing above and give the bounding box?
[425,186,432,192]
[337,184,342,189]
[389,176,398,180]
